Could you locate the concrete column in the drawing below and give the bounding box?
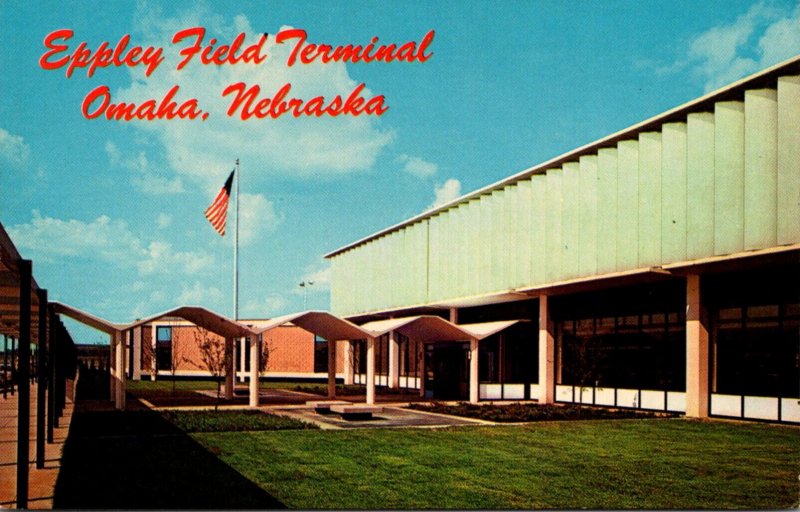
[47,311,56,440]
[109,333,116,401]
[16,259,31,509]
[151,325,158,381]
[388,331,400,389]
[127,330,133,379]
[115,330,126,410]
[449,307,458,323]
[538,295,556,404]
[224,337,234,400]
[418,340,426,397]
[366,337,376,405]
[469,338,479,404]
[249,336,259,408]
[9,336,15,397]
[132,326,142,380]
[36,289,47,469]
[343,341,354,385]
[2,335,6,400]
[239,338,247,383]
[686,274,710,418]
[327,339,337,398]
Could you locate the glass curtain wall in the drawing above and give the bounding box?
[553,280,686,410]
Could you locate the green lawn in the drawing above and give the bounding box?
[190,419,800,509]
[161,409,317,432]
[126,379,219,392]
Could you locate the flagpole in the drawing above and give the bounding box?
[234,158,240,321]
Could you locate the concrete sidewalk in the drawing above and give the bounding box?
[0,383,73,509]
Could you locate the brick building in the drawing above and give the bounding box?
[129,318,346,381]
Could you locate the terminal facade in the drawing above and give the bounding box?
[327,58,800,423]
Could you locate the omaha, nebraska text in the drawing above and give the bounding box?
[223,82,388,119]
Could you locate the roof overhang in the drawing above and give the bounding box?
[325,54,800,259]
[255,311,371,340]
[360,315,470,342]
[127,306,256,339]
[1,223,42,339]
[50,302,125,335]
[459,320,528,340]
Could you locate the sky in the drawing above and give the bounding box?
[1,1,799,343]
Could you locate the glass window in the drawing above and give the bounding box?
[556,303,685,390]
[156,326,172,342]
[155,326,172,371]
[313,335,328,373]
[708,266,800,398]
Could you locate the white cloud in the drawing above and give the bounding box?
[8,211,215,277]
[238,193,282,245]
[176,281,224,305]
[105,141,185,194]
[242,294,288,318]
[685,2,800,92]
[156,213,172,229]
[137,241,214,276]
[8,210,142,264]
[430,178,462,209]
[399,154,438,178]
[117,5,394,188]
[127,280,226,319]
[0,128,31,166]
[131,173,186,195]
[759,4,800,64]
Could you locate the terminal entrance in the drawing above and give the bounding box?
[425,342,469,400]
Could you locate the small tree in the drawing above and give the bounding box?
[191,327,228,410]
[565,333,604,412]
[169,331,188,394]
[140,332,156,382]
[259,336,271,373]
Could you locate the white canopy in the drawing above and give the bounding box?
[254,310,371,340]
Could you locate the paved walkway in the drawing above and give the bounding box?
[0,382,73,509]
[53,398,285,509]
[270,404,492,430]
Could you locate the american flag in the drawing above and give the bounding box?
[204,170,234,236]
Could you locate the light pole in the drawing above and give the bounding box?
[299,281,314,310]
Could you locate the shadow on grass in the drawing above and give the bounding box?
[53,398,285,509]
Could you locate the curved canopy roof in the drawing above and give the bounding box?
[360,315,468,342]
[50,302,125,335]
[459,320,528,340]
[126,306,256,339]
[254,311,371,340]
[359,316,527,341]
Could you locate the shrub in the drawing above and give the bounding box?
[407,402,675,422]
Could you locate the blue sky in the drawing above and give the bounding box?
[1,1,799,343]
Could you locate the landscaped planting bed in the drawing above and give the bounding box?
[407,401,676,422]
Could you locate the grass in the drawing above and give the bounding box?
[126,379,218,392]
[54,403,285,509]
[190,419,800,509]
[161,409,317,432]
[408,401,674,422]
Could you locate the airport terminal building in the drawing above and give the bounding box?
[326,57,800,423]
